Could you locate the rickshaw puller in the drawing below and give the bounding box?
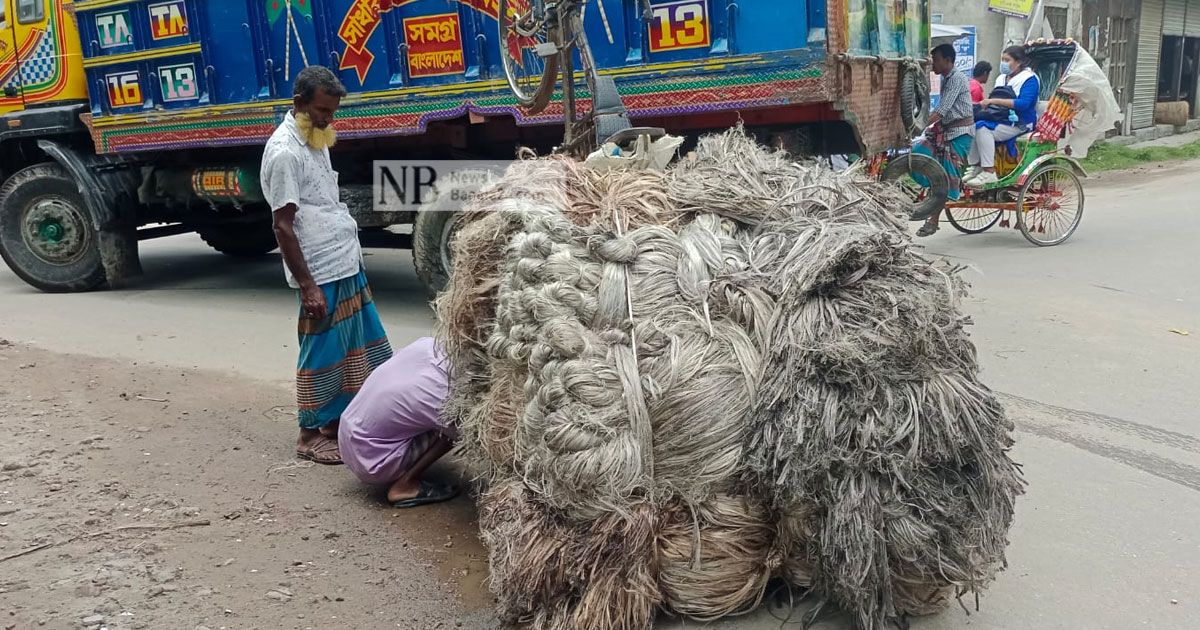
[914,43,976,237]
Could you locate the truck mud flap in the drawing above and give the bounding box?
[37,140,143,285]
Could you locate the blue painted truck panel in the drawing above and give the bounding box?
[75,0,823,114]
[68,0,927,155]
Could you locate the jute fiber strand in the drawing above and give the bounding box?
[435,128,1025,630]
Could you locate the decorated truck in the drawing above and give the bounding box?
[0,0,930,293]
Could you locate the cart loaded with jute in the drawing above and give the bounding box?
[435,129,1025,630]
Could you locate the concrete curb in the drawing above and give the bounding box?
[1107,119,1200,147]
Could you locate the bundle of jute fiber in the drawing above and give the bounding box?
[668,131,1025,625]
[435,128,1024,630]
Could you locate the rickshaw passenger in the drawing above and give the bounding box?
[914,43,975,237]
[970,61,993,105]
[965,45,1041,188]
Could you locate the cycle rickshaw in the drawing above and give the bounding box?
[882,39,1122,247]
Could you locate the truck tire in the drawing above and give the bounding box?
[198,219,279,257]
[412,169,494,297]
[0,163,105,292]
[899,65,930,136]
[412,204,459,298]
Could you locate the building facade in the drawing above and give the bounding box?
[933,0,1083,74]
[1084,0,1200,130]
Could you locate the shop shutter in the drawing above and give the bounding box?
[1133,0,1166,129]
[1186,0,1200,37]
[1165,0,1187,36]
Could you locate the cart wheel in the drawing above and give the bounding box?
[1017,163,1084,246]
[945,204,1003,234]
[881,152,948,222]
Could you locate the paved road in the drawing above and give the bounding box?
[2,161,1197,629]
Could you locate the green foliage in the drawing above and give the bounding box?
[1079,139,1200,172]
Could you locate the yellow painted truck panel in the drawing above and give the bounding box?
[0,0,87,114]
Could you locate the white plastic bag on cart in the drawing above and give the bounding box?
[585,134,684,173]
[1057,47,1122,158]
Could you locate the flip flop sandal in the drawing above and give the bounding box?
[296,435,344,466]
[916,223,939,237]
[390,481,459,509]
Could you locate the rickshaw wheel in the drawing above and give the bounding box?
[1017,163,1084,246]
[946,204,1004,234]
[881,152,949,222]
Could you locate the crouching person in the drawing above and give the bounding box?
[339,338,460,508]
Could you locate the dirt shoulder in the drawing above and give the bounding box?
[1085,156,1200,188]
[0,341,492,630]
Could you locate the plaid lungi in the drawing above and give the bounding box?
[296,269,392,429]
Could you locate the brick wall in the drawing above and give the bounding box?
[834,60,910,154]
[823,0,916,154]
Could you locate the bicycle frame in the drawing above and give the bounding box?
[555,1,599,155]
[511,0,659,155]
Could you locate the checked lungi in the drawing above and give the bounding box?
[296,269,392,429]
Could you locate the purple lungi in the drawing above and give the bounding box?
[338,337,454,486]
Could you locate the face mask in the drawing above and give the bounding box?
[999,61,1013,75]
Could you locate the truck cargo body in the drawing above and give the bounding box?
[0,0,929,293]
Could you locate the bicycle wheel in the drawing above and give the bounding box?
[1017,164,1084,246]
[499,0,558,113]
[945,204,1003,234]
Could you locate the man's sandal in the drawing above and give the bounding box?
[390,481,459,509]
[296,435,343,465]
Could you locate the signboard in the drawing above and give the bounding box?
[648,0,711,53]
[987,0,1036,19]
[148,0,189,40]
[158,62,200,102]
[332,0,528,84]
[105,71,143,108]
[930,26,976,110]
[96,9,133,49]
[954,26,978,77]
[403,14,465,78]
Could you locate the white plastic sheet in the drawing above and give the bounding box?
[585,134,684,173]
[1057,46,1123,158]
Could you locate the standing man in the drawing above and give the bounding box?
[261,66,393,464]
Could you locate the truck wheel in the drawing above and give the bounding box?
[0,163,105,292]
[412,170,494,297]
[412,205,460,298]
[198,218,279,257]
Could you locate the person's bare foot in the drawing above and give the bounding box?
[386,477,421,503]
[296,429,342,465]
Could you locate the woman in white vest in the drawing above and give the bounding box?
[964,45,1041,188]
